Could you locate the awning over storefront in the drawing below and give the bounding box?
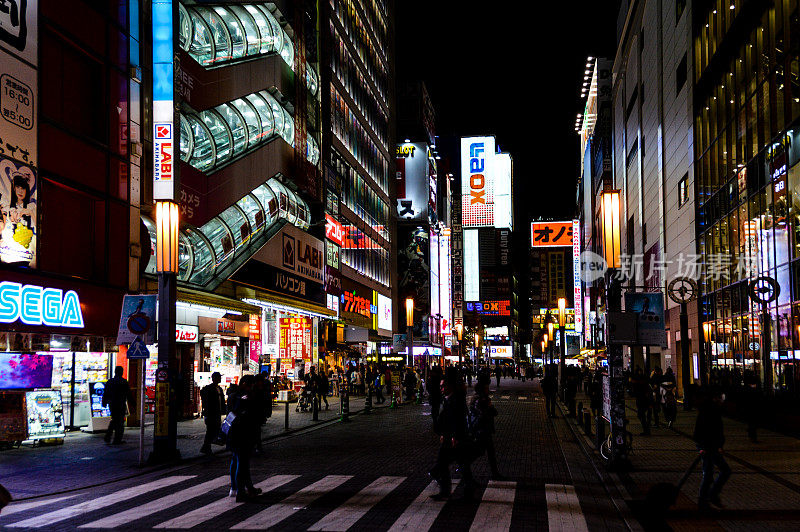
[236,285,336,319]
[177,287,261,316]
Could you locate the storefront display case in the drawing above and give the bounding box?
[49,352,112,427]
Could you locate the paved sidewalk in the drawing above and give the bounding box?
[0,393,383,499]
[568,387,800,530]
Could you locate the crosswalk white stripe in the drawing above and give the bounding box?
[545,484,588,532]
[387,479,459,532]
[307,475,406,531]
[154,474,300,529]
[500,396,510,400]
[0,495,77,517]
[469,480,516,532]
[231,475,352,530]
[5,475,194,528]
[518,396,527,400]
[79,475,230,528]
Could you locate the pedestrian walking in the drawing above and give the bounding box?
[375,369,385,404]
[428,365,443,423]
[226,375,262,502]
[404,367,416,402]
[469,378,502,479]
[661,367,678,428]
[429,368,476,500]
[541,373,557,418]
[693,387,731,512]
[200,372,226,454]
[102,366,133,445]
[466,365,473,387]
[252,373,271,454]
[649,367,663,427]
[317,368,330,410]
[632,368,651,435]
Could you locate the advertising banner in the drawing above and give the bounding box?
[0,1,38,267]
[395,142,429,222]
[461,136,496,227]
[89,382,111,418]
[439,229,452,335]
[489,345,513,359]
[494,153,512,230]
[0,353,53,389]
[252,224,324,284]
[572,220,582,334]
[25,389,65,440]
[624,292,667,347]
[377,292,392,334]
[279,317,312,359]
[152,0,174,200]
[398,227,430,337]
[249,314,262,363]
[465,300,511,316]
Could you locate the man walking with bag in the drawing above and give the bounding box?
[200,372,226,454]
[102,366,133,445]
[694,388,731,512]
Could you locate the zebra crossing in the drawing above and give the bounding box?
[1,473,586,531]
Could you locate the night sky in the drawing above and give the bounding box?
[396,2,619,225]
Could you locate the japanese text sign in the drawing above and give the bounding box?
[531,221,573,247]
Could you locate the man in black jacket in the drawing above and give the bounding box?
[693,388,731,511]
[200,372,226,454]
[102,366,133,444]
[429,368,475,500]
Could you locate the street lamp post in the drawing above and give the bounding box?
[601,189,628,469]
[558,297,567,398]
[151,200,180,463]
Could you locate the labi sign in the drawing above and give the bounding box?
[254,224,324,284]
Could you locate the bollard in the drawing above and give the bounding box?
[364,385,372,414]
[284,401,289,431]
[341,387,350,422]
[312,393,319,421]
[576,401,583,421]
[389,390,396,409]
[584,410,592,435]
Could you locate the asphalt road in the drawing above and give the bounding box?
[0,378,632,531]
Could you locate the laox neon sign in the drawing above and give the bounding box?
[0,282,85,328]
[468,141,486,205]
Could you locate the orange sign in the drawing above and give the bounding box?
[531,221,573,247]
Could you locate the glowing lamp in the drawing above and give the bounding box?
[600,190,622,269]
[156,201,179,273]
[558,298,567,327]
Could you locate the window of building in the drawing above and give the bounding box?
[676,54,687,95]
[626,138,639,168]
[679,174,689,207]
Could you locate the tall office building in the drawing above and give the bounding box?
[320,0,396,355]
[609,0,697,382]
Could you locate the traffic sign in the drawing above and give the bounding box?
[127,337,150,359]
[117,294,157,345]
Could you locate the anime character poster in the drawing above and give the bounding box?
[0,156,37,266]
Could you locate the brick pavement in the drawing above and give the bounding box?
[568,385,800,531]
[0,393,377,499]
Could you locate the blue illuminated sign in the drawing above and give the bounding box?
[0,282,84,328]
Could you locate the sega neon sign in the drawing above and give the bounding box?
[0,282,84,328]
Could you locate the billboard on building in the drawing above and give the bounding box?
[395,142,430,222]
[377,292,392,334]
[572,220,582,334]
[463,229,479,301]
[494,153,512,230]
[152,0,174,200]
[399,227,430,338]
[461,136,496,227]
[531,221,573,247]
[0,0,38,268]
[439,228,452,337]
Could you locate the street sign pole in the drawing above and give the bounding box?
[679,302,691,410]
[139,358,146,465]
[761,303,773,396]
[605,269,629,470]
